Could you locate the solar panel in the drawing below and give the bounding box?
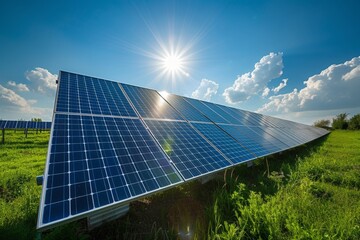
[199,101,245,125]
[39,114,182,227]
[160,93,211,122]
[0,120,51,130]
[246,126,289,151]
[16,121,28,129]
[257,126,301,148]
[144,119,232,180]
[27,121,38,129]
[191,122,256,163]
[56,71,137,117]
[38,70,329,231]
[183,97,230,124]
[0,120,7,128]
[46,122,52,129]
[5,120,17,129]
[121,84,184,120]
[217,124,283,157]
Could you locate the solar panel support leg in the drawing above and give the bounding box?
[25,128,28,138]
[246,160,253,167]
[199,173,216,184]
[87,203,129,230]
[1,128,4,144]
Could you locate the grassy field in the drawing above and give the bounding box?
[0,130,359,239]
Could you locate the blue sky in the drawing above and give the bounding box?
[1,0,360,124]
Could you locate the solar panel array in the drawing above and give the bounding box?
[37,71,329,230]
[0,120,51,130]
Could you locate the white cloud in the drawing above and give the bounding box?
[8,81,30,92]
[342,65,360,81]
[0,84,41,114]
[25,67,57,94]
[272,78,288,93]
[258,56,360,114]
[192,79,219,101]
[262,87,270,97]
[223,52,284,104]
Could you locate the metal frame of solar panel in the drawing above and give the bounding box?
[37,71,329,231]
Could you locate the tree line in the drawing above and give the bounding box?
[314,113,360,130]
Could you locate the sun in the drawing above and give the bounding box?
[159,51,189,80]
[163,54,183,72]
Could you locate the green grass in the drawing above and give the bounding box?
[207,130,360,239]
[0,130,359,239]
[0,131,49,239]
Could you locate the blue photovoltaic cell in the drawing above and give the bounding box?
[230,109,265,126]
[37,122,46,130]
[257,126,301,148]
[39,122,50,130]
[56,71,136,117]
[40,114,182,226]
[183,97,230,124]
[27,121,38,129]
[5,120,17,129]
[46,122,52,129]
[0,120,51,130]
[230,125,285,152]
[191,122,255,164]
[200,101,245,125]
[246,126,289,151]
[161,94,210,122]
[209,105,251,126]
[16,121,28,129]
[121,84,184,120]
[144,120,232,180]
[274,127,305,145]
[218,124,282,157]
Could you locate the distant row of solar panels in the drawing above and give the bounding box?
[0,120,51,130]
[37,71,329,230]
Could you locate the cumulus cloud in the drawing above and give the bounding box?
[192,79,219,101]
[223,52,284,104]
[25,67,57,94]
[0,84,41,114]
[272,78,288,93]
[262,87,270,97]
[258,56,360,114]
[8,81,30,92]
[342,65,360,81]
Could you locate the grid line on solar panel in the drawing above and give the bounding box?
[56,71,136,117]
[217,124,283,157]
[160,94,211,122]
[38,113,182,228]
[183,97,230,124]
[27,121,38,129]
[121,84,184,120]
[207,105,252,126]
[144,119,232,180]
[5,120,18,129]
[199,101,246,125]
[274,127,305,145]
[256,126,301,148]
[246,126,289,151]
[239,125,286,152]
[191,122,256,164]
